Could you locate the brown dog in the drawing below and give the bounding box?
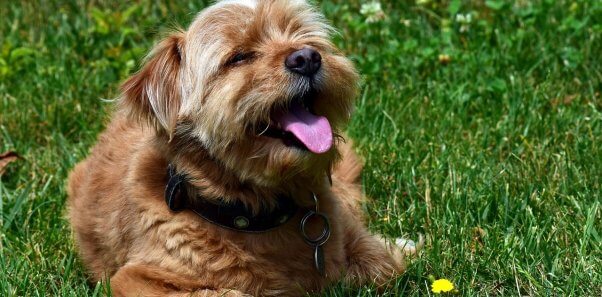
[68,1,419,296]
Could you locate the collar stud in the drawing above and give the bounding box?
[278,215,289,224]
[233,216,250,229]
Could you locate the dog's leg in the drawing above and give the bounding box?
[343,227,424,288]
[342,227,405,287]
[110,263,251,297]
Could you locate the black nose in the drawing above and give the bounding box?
[285,48,322,76]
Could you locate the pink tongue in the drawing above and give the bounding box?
[275,102,333,154]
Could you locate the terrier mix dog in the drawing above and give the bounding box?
[68,1,419,296]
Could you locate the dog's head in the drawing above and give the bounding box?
[121,0,358,187]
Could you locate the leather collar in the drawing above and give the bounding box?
[165,164,299,233]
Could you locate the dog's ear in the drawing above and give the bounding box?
[120,32,185,138]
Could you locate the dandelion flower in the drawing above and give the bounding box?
[431,278,454,294]
[438,54,451,65]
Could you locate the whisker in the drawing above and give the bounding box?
[248,151,269,160]
[257,123,271,136]
[333,132,346,143]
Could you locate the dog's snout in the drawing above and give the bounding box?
[285,48,321,76]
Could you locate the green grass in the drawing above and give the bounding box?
[1,0,600,296]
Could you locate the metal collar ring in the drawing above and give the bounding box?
[300,210,330,246]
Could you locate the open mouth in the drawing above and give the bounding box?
[260,91,333,154]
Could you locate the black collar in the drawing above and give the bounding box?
[165,164,299,233]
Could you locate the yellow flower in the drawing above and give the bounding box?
[431,278,454,294]
[438,54,451,65]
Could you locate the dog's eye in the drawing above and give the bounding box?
[227,52,255,66]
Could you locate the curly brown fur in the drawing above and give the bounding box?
[68,1,414,296]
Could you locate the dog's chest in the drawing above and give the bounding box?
[161,212,347,294]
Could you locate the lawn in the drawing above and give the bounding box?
[0,0,600,296]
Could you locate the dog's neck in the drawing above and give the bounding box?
[156,136,322,213]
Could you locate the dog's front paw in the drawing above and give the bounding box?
[395,234,424,256]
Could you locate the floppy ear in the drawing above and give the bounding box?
[120,32,185,137]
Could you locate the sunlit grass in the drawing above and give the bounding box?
[1,0,600,296]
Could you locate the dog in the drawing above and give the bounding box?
[68,1,420,296]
